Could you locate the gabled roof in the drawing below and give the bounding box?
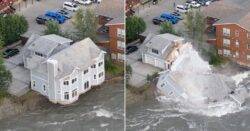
[27,34,73,56]
[144,33,184,52]
[50,38,104,78]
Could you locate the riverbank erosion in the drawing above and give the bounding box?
[0,91,47,120]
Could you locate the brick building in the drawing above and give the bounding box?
[96,0,125,62]
[203,0,250,67]
[0,0,15,13]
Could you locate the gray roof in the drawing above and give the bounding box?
[144,33,184,53]
[95,0,124,24]
[202,0,250,30]
[27,34,73,56]
[50,38,104,78]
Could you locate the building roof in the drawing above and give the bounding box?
[50,38,104,78]
[202,0,250,30]
[27,34,72,56]
[95,0,124,24]
[144,33,184,52]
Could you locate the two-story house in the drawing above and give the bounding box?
[202,0,250,67]
[142,33,184,69]
[22,34,106,105]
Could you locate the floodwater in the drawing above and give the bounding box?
[0,81,124,131]
[126,89,250,131]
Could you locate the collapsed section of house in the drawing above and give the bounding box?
[157,43,249,107]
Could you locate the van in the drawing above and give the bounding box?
[63,2,79,12]
[175,5,189,13]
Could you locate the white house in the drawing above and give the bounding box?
[141,33,184,70]
[22,34,106,105]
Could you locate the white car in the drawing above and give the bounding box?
[205,1,212,6]
[186,1,201,8]
[73,0,92,5]
[175,5,189,13]
[63,1,79,12]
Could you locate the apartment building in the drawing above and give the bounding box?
[203,0,250,67]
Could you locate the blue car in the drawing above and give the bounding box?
[160,13,179,24]
[45,11,66,24]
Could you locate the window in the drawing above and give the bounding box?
[72,89,77,97]
[117,41,125,49]
[218,49,222,55]
[71,78,77,84]
[84,81,89,89]
[63,81,69,85]
[235,30,239,37]
[223,28,230,36]
[43,85,46,91]
[235,40,239,47]
[152,49,159,54]
[84,69,88,74]
[35,52,44,57]
[64,92,69,100]
[98,62,103,67]
[248,44,250,49]
[223,38,230,47]
[33,81,36,87]
[111,53,117,60]
[247,55,250,60]
[94,75,96,79]
[91,64,96,68]
[99,72,104,78]
[235,51,239,58]
[247,33,250,39]
[117,53,124,61]
[117,28,125,38]
[223,49,231,57]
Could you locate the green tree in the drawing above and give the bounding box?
[72,9,98,41]
[159,22,176,34]
[0,41,12,91]
[44,20,61,35]
[126,16,146,42]
[0,14,28,45]
[184,10,206,48]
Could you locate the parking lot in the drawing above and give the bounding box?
[16,0,103,37]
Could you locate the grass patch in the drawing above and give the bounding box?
[105,59,124,76]
[0,89,10,103]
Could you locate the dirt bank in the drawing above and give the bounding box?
[0,91,47,120]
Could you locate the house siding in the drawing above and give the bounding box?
[215,24,250,67]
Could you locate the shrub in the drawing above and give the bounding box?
[44,20,61,35]
[105,59,124,76]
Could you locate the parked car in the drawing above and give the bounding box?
[36,15,57,24]
[2,48,19,58]
[160,12,179,24]
[63,1,79,12]
[171,12,183,20]
[126,46,138,55]
[73,0,92,5]
[152,0,158,5]
[152,17,166,25]
[92,0,102,4]
[45,11,66,24]
[175,5,189,13]
[56,9,73,19]
[186,1,201,8]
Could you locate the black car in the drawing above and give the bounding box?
[36,15,57,24]
[126,46,138,55]
[152,17,165,25]
[2,48,19,58]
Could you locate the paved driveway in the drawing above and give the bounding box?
[4,48,30,97]
[127,44,160,87]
